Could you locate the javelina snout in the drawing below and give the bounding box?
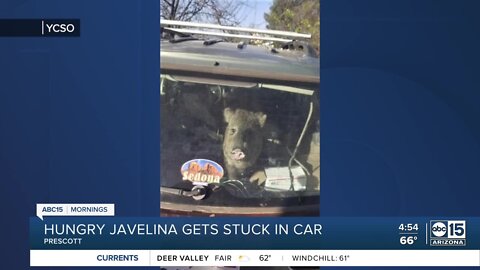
[223,108,267,179]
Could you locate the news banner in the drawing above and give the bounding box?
[28,204,480,267]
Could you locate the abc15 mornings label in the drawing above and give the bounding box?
[430,220,466,246]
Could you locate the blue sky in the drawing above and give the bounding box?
[240,0,273,29]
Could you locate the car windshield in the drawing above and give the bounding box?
[160,74,319,214]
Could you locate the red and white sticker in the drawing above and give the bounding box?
[180,159,224,185]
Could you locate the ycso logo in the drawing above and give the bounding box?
[41,20,80,37]
[45,23,75,33]
[430,220,466,246]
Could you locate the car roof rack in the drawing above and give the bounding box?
[161,19,311,43]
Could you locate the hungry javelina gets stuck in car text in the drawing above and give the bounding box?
[223,108,267,179]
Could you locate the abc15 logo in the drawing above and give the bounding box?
[430,220,466,239]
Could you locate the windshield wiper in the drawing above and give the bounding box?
[161,27,199,43]
[169,36,199,43]
[203,39,223,46]
[161,186,207,200]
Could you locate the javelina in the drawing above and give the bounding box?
[223,108,267,179]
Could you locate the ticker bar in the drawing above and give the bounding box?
[30,250,480,267]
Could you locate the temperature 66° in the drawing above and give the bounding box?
[400,236,417,245]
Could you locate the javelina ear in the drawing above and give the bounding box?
[224,108,234,123]
[255,112,267,128]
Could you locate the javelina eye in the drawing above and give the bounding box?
[229,128,236,135]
